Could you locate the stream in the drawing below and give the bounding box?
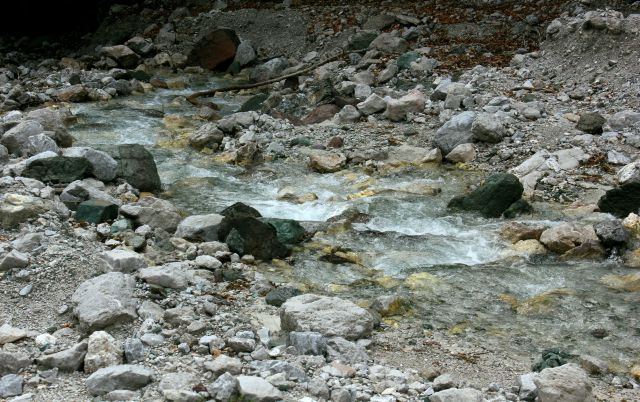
[68,76,640,372]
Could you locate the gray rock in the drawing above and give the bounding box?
[265,287,301,307]
[0,349,31,375]
[101,45,140,69]
[378,63,398,83]
[356,94,387,115]
[159,372,198,401]
[576,112,605,134]
[445,143,476,163]
[0,145,8,164]
[594,219,628,248]
[24,134,59,156]
[85,364,153,396]
[11,233,44,254]
[608,110,640,130]
[533,363,594,402]
[85,331,122,374]
[0,194,47,228]
[99,144,161,192]
[1,120,44,155]
[287,332,327,356]
[175,214,224,242]
[472,113,506,143]
[0,325,28,346]
[119,197,181,233]
[617,161,640,185]
[429,388,483,402]
[382,90,425,121]
[100,249,147,273]
[280,294,375,340]
[137,262,192,289]
[36,341,87,372]
[207,372,238,401]
[434,111,477,155]
[60,179,120,210]
[0,250,30,272]
[370,33,409,54]
[307,377,330,399]
[308,150,347,173]
[518,373,539,401]
[71,272,137,331]
[326,337,369,364]
[226,337,256,353]
[62,147,118,182]
[234,41,257,67]
[0,374,23,398]
[123,338,146,363]
[188,123,224,150]
[237,375,283,401]
[433,373,457,391]
[250,58,288,82]
[194,255,222,270]
[125,36,155,56]
[334,105,361,124]
[249,360,307,382]
[204,354,242,376]
[103,390,140,401]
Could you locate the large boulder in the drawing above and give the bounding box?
[448,173,523,218]
[175,214,224,242]
[60,179,121,211]
[223,217,290,260]
[186,28,240,70]
[234,40,257,67]
[280,294,375,340]
[99,144,161,192]
[85,364,153,396]
[539,223,600,254]
[471,113,507,143]
[101,45,141,69]
[120,196,182,233]
[71,272,137,331]
[22,155,91,184]
[62,147,118,182]
[597,183,640,218]
[533,363,594,402]
[434,111,477,154]
[1,120,44,155]
[250,57,289,82]
[608,110,640,130]
[308,150,347,173]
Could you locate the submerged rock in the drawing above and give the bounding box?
[260,218,306,244]
[448,173,523,218]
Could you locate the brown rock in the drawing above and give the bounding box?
[54,85,88,102]
[302,104,341,125]
[500,222,547,243]
[186,28,240,70]
[327,136,344,148]
[308,151,346,173]
[539,223,599,254]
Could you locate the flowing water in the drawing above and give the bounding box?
[68,77,640,371]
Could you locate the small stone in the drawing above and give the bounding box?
[204,354,243,376]
[237,375,283,402]
[0,374,23,398]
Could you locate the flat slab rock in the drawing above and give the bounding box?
[85,364,153,396]
[237,375,282,402]
[280,294,375,340]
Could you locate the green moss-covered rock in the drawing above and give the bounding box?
[448,173,524,218]
[260,218,306,244]
[76,199,118,224]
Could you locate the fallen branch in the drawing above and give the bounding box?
[186,48,363,108]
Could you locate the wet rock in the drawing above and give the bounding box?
[100,144,161,192]
[533,363,594,402]
[265,287,301,307]
[207,372,238,401]
[251,57,289,82]
[370,32,409,54]
[175,214,224,242]
[500,222,546,243]
[429,388,483,402]
[434,111,477,154]
[54,85,89,102]
[445,143,476,163]
[71,272,137,331]
[223,217,289,260]
[382,90,425,121]
[448,173,523,218]
[189,123,224,150]
[100,249,147,273]
[187,28,240,70]
[593,219,628,248]
[308,150,347,173]
[120,197,181,233]
[471,113,507,143]
[598,183,640,218]
[101,45,140,69]
[237,375,282,402]
[260,218,305,244]
[1,120,44,155]
[36,341,87,372]
[22,156,91,184]
[539,223,599,254]
[76,199,119,224]
[61,147,117,182]
[85,364,153,396]
[0,194,47,227]
[0,374,23,398]
[576,112,605,134]
[84,331,122,374]
[280,294,375,340]
[138,262,192,289]
[608,110,640,130]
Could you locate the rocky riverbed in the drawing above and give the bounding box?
[1,0,640,401]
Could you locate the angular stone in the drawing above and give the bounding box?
[576,112,605,134]
[356,93,386,115]
[0,374,23,398]
[608,110,640,130]
[286,332,327,356]
[280,294,375,340]
[445,143,476,163]
[207,372,238,401]
[36,341,87,372]
[101,45,140,69]
[99,144,161,192]
[250,57,288,82]
[22,156,90,184]
[237,375,283,401]
[24,133,59,156]
[175,214,224,242]
[0,325,28,345]
[448,173,523,218]
[0,349,31,376]
[76,199,119,224]
[370,33,409,53]
[187,28,240,70]
[204,354,242,376]
[123,338,146,363]
[598,183,640,218]
[85,364,153,396]
[259,218,305,245]
[0,250,30,272]
[429,388,483,402]
[382,90,425,121]
[234,40,257,67]
[158,372,198,400]
[265,287,301,307]
[85,331,123,374]
[539,223,599,254]
[472,113,506,143]
[326,337,369,364]
[54,84,89,102]
[119,196,181,233]
[1,120,45,155]
[71,272,137,331]
[434,111,477,154]
[100,249,147,273]
[308,151,347,173]
[223,217,289,260]
[137,262,192,289]
[533,363,594,402]
[62,147,118,182]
